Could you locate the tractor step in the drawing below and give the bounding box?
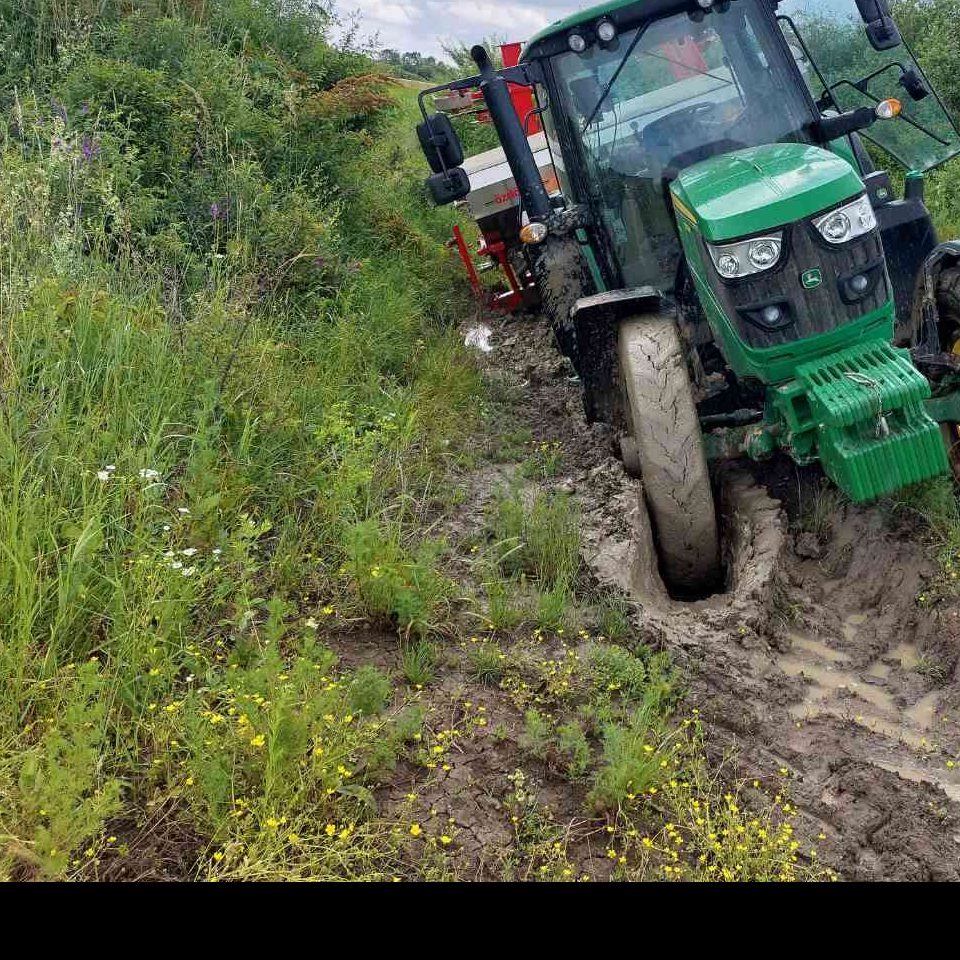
[796,339,949,502]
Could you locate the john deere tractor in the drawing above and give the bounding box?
[416,0,960,597]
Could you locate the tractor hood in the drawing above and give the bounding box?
[670,143,864,243]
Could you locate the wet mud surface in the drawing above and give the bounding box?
[467,310,960,881]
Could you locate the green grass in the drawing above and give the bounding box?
[0,3,481,880]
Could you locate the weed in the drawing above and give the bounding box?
[483,573,529,631]
[588,705,667,811]
[489,488,581,587]
[556,721,591,779]
[492,723,511,744]
[468,641,506,686]
[624,721,836,881]
[400,640,439,687]
[344,521,453,638]
[521,709,553,760]
[796,480,844,541]
[347,665,393,717]
[915,655,948,684]
[489,426,533,463]
[535,582,576,633]
[584,642,674,715]
[594,595,633,642]
[0,3,480,878]
[518,440,563,480]
[499,768,576,881]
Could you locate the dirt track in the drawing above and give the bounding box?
[477,309,960,881]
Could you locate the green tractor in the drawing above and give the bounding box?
[416,0,960,597]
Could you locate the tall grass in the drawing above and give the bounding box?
[0,3,481,879]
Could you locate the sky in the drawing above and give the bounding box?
[341,0,587,61]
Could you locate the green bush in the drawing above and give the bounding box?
[347,666,393,717]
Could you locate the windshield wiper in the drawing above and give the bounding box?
[581,20,652,132]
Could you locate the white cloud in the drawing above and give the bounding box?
[343,0,578,60]
[359,0,417,26]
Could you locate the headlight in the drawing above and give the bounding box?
[596,18,617,43]
[568,32,587,53]
[707,233,783,280]
[813,195,876,245]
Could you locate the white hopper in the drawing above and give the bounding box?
[460,132,561,225]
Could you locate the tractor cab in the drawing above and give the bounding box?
[530,0,959,319]
[416,0,960,597]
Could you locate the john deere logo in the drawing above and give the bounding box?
[801,268,823,289]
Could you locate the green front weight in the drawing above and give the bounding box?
[795,340,948,501]
[704,343,952,502]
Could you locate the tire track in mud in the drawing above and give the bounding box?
[479,310,960,881]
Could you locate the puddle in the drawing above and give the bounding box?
[888,642,921,671]
[867,661,892,680]
[787,632,851,664]
[872,759,960,804]
[905,691,941,731]
[842,613,868,643]
[780,626,944,753]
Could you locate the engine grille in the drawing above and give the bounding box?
[703,225,890,350]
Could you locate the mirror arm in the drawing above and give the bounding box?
[814,106,878,141]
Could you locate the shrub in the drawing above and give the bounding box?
[347,665,393,717]
[588,706,666,812]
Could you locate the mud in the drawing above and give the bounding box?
[471,309,960,881]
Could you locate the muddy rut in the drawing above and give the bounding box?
[477,309,960,881]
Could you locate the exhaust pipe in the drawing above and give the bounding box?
[471,45,552,222]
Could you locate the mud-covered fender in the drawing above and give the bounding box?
[528,206,595,355]
[568,286,668,425]
[912,240,960,354]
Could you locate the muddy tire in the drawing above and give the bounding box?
[619,316,721,595]
[936,267,960,477]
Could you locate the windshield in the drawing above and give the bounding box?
[777,0,960,171]
[551,0,815,292]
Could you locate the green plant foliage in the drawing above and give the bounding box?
[0,0,480,879]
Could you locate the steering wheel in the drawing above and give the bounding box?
[641,101,727,171]
[647,102,723,145]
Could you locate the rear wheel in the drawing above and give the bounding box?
[936,267,960,478]
[618,315,722,595]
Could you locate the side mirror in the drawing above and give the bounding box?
[417,113,464,174]
[853,0,902,50]
[426,168,471,206]
[899,68,930,101]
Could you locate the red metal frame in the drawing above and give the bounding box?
[451,224,483,299]
[450,224,527,313]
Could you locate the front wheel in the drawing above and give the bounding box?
[618,316,722,596]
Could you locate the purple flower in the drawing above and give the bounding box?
[80,136,100,162]
[51,98,68,123]
[210,199,229,222]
